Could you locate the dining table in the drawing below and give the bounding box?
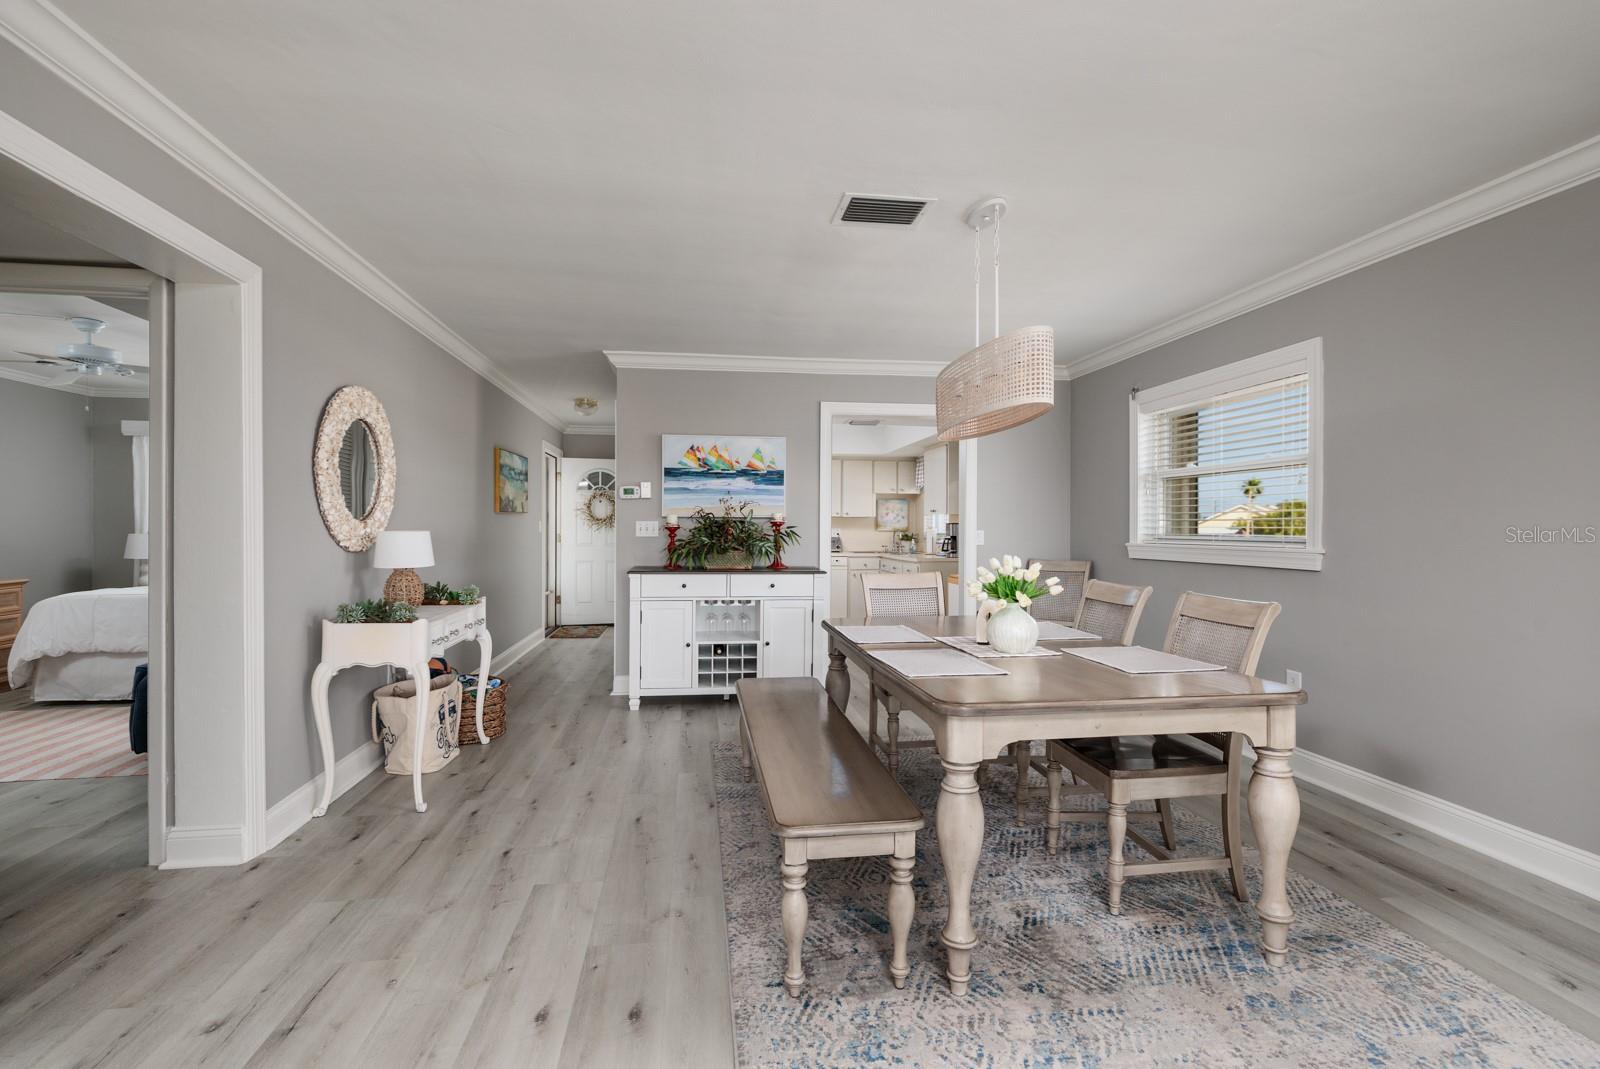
[821,614,1307,995]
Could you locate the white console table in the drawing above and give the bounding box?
[309,599,492,815]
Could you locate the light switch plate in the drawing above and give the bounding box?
[1286,669,1303,689]
[639,480,653,498]
[974,529,985,546]
[635,520,660,537]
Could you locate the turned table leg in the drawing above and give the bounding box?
[825,640,851,717]
[1248,745,1300,965]
[887,848,914,989]
[1106,801,1127,915]
[781,859,808,997]
[936,758,983,995]
[885,693,902,776]
[1045,757,1063,855]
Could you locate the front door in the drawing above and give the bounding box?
[542,450,559,626]
[557,459,616,624]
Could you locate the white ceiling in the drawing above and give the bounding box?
[50,1,1600,418]
[0,292,149,396]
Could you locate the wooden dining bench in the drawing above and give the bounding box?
[736,677,925,996]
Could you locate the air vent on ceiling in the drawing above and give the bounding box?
[832,193,936,228]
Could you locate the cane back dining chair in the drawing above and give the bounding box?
[1046,592,1282,914]
[1013,578,1152,823]
[858,572,945,775]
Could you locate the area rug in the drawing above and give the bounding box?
[0,702,145,781]
[714,743,1600,1068]
[547,624,609,639]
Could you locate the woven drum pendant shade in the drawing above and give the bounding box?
[936,325,1056,441]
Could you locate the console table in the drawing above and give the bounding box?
[309,599,492,815]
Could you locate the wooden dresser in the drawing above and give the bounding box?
[0,579,26,691]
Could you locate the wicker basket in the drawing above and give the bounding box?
[458,680,507,744]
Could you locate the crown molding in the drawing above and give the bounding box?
[0,0,569,430]
[562,422,615,436]
[606,349,951,377]
[1065,133,1600,380]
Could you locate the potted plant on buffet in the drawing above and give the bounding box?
[667,497,801,570]
[966,555,1063,653]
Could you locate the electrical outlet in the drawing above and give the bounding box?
[1286,669,1303,690]
[974,529,985,546]
[635,520,660,537]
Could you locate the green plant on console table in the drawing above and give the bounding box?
[332,599,419,624]
[666,497,801,569]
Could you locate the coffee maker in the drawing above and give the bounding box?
[938,521,958,556]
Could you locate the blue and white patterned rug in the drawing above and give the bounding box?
[713,744,1600,1068]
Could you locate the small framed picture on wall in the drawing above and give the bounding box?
[494,447,529,513]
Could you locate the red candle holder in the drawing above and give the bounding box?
[769,520,788,570]
[663,524,682,570]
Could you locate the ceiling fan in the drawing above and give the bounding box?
[0,314,147,386]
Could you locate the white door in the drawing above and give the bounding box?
[760,601,813,678]
[558,459,617,624]
[543,450,560,627]
[639,600,694,688]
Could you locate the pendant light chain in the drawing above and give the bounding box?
[992,211,1002,341]
[972,222,982,348]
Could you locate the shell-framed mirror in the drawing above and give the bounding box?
[313,385,397,551]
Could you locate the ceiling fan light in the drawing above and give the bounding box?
[935,325,1056,441]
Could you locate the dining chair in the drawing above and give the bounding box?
[1013,578,1151,823]
[1027,560,1091,622]
[859,573,944,775]
[1045,592,1282,914]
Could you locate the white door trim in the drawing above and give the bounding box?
[816,402,976,673]
[541,440,563,630]
[0,107,266,866]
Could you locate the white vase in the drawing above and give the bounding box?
[989,603,1038,655]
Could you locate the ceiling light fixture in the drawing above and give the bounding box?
[573,396,598,416]
[935,197,1055,441]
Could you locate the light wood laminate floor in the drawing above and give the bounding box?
[1,635,1595,1067]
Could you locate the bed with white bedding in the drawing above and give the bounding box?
[7,586,148,701]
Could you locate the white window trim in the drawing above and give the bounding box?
[1126,338,1325,572]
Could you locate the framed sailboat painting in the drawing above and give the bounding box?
[661,434,785,515]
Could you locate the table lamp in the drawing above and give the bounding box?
[373,530,433,605]
[124,532,149,586]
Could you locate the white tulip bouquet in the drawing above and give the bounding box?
[966,555,1062,609]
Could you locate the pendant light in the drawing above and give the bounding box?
[935,197,1055,441]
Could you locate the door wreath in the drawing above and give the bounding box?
[581,486,616,530]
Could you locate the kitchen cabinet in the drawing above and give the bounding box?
[872,459,920,494]
[830,459,843,516]
[898,459,918,493]
[923,445,948,514]
[829,555,848,618]
[838,459,875,517]
[760,600,813,679]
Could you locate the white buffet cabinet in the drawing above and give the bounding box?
[626,567,827,710]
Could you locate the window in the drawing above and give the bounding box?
[1127,338,1323,570]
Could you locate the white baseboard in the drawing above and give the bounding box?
[160,824,247,868]
[263,739,383,852]
[612,674,627,697]
[1289,747,1600,901]
[490,629,544,675]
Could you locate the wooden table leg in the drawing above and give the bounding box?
[309,663,337,818]
[885,693,901,776]
[1248,745,1300,964]
[825,639,850,716]
[412,662,430,813]
[936,757,983,994]
[473,629,493,745]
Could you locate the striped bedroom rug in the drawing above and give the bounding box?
[0,701,146,781]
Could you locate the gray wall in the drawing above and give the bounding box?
[1,41,559,805]
[562,431,615,458]
[1070,177,1600,852]
[975,396,1071,563]
[0,378,94,605]
[89,395,149,588]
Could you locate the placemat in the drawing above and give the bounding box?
[1063,646,1226,674]
[870,648,1009,677]
[1035,621,1103,641]
[935,635,1062,659]
[830,624,936,644]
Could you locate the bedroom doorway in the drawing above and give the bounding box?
[0,260,169,866]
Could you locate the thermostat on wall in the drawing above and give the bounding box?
[619,485,642,499]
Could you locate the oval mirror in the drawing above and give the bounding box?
[313,386,397,551]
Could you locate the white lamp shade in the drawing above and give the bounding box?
[373,530,434,569]
[123,533,149,561]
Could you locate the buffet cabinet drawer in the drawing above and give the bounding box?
[640,573,729,599]
[729,573,813,599]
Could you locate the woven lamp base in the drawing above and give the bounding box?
[384,567,425,605]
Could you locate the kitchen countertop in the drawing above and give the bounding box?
[831,551,960,563]
[627,565,825,575]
